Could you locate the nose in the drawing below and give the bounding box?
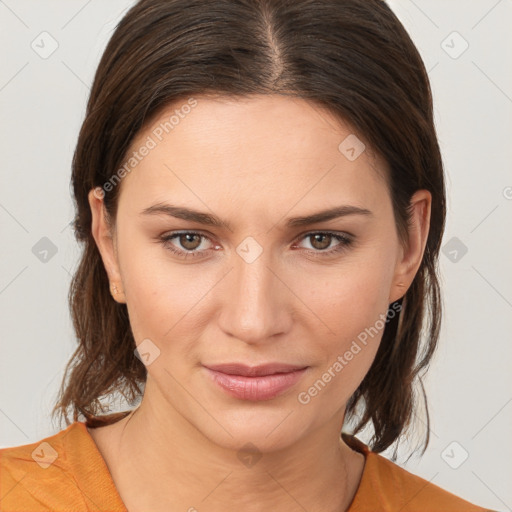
[217,243,293,345]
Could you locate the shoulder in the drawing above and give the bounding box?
[0,422,84,510]
[343,434,494,512]
[0,421,123,511]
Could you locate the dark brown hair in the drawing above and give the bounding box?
[52,0,445,459]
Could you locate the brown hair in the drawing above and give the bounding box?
[52,0,445,459]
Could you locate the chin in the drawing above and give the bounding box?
[194,403,313,453]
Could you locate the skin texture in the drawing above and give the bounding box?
[87,95,431,512]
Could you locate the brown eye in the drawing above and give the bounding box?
[309,233,332,251]
[178,233,202,250]
[159,231,214,259]
[295,231,353,258]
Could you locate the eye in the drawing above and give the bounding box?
[158,230,354,260]
[293,231,353,257]
[159,231,216,259]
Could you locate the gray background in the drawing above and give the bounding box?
[1,1,511,510]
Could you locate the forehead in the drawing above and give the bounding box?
[117,95,388,215]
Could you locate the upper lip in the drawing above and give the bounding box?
[203,363,308,377]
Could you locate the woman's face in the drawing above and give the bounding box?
[89,95,430,452]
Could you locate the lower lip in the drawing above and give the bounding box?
[204,367,308,401]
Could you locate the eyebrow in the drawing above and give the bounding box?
[140,203,373,230]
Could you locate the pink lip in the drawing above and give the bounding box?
[203,363,308,401]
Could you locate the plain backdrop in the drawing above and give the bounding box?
[1,1,511,510]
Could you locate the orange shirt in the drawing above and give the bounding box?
[0,421,493,511]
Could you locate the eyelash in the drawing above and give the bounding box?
[158,231,354,260]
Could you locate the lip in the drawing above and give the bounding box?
[203,363,308,401]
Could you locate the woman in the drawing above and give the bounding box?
[0,0,494,510]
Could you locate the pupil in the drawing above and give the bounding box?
[182,234,199,249]
[313,234,330,250]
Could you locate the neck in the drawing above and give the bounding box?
[98,390,364,512]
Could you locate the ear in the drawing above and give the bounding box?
[88,188,126,304]
[388,189,432,304]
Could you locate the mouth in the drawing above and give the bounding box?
[202,363,309,401]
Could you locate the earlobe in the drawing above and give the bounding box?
[87,188,126,304]
[389,189,432,304]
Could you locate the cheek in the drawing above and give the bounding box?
[293,256,396,403]
[296,256,395,343]
[117,235,203,345]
